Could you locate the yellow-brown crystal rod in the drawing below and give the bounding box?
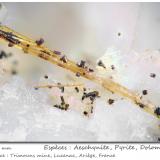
[34,83,84,89]
[0,25,159,118]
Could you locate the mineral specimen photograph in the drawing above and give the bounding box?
[0,2,160,142]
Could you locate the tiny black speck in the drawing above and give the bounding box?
[44,75,48,79]
[118,32,121,36]
[35,38,44,46]
[11,70,17,75]
[150,73,156,78]
[154,107,160,116]
[60,55,67,63]
[142,90,148,95]
[97,60,106,69]
[139,103,144,108]
[54,50,61,55]
[108,99,114,105]
[76,72,80,77]
[111,65,115,70]
[75,87,79,93]
[89,68,94,72]
[83,111,88,116]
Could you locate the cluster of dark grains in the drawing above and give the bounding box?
[142,90,148,95]
[97,60,106,69]
[82,91,99,104]
[35,38,44,46]
[108,99,114,105]
[57,83,64,93]
[60,55,67,63]
[0,51,14,60]
[150,73,156,78]
[41,50,51,56]
[111,65,115,70]
[60,96,65,105]
[0,30,20,45]
[77,60,94,73]
[60,86,64,93]
[54,96,69,111]
[0,50,19,76]
[154,107,160,116]
[75,87,79,93]
[91,106,93,113]
[0,50,7,59]
[54,50,61,55]
[137,102,145,108]
[76,72,80,77]
[54,104,62,109]
[38,53,48,60]
[44,75,48,79]
[88,68,94,72]
[77,60,86,68]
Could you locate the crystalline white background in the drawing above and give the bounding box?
[0,3,159,141]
